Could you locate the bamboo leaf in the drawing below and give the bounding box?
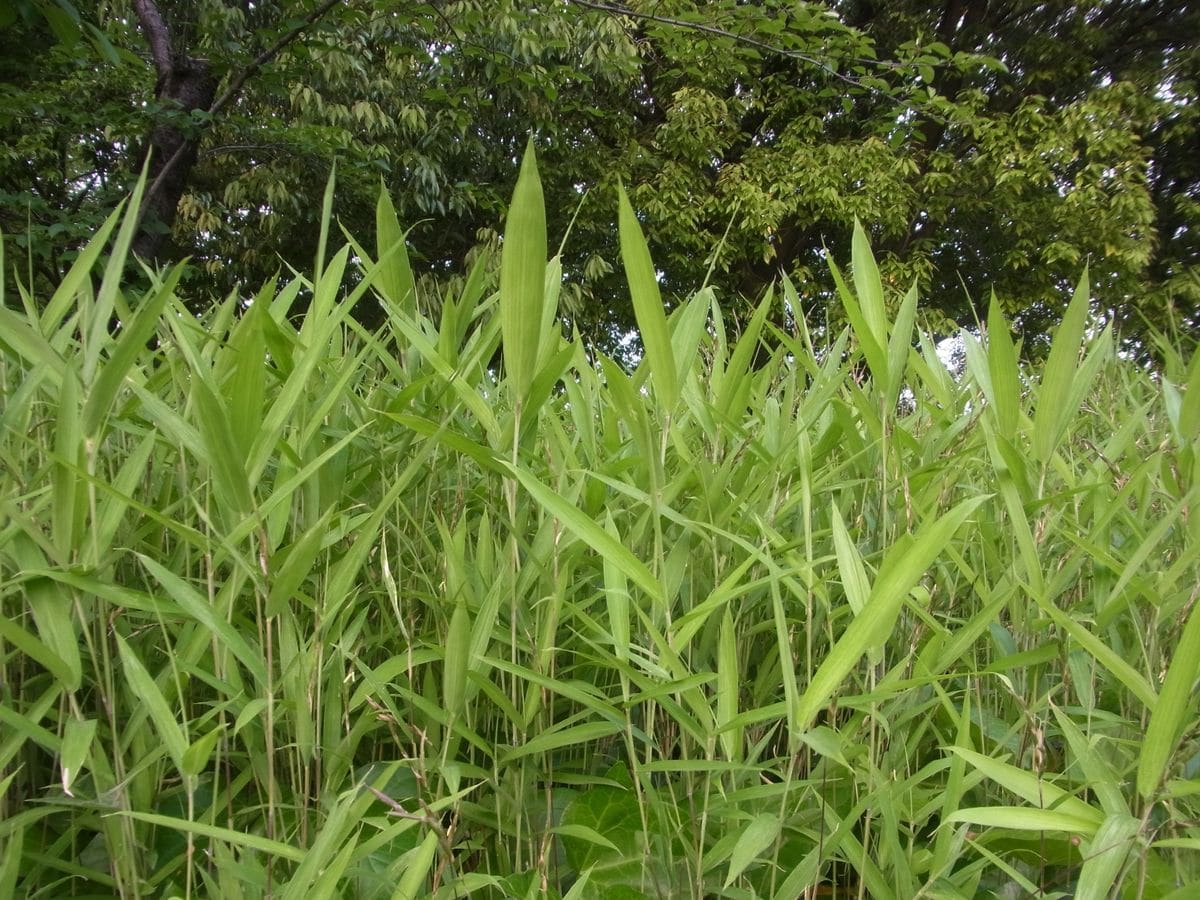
[119,811,306,862]
[1032,268,1090,463]
[1075,813,1140,898]
[499,138,547,403]
[505,462,663,606]
[1138,598,1200,799]
[831,501,870,616]
[60,717,96,796]
[500,721,622,764]
[986,291,1020,440]
[375,185,417,314]
[724,813,780,888]
[618,183,678,410]
[795,496,987,732]
[946,747,1104,828]
[116,634,187,776]
[851,219,888,352]
[81,263,178,438]
[946,806,1100,834]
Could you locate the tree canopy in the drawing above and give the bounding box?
[1,0,1196,353]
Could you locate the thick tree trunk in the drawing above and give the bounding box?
[133,59,217,263]
[130,0,217,264]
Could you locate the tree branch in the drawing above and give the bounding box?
[564,0,897,90]
[139,0,345,237]
[208,0,344,120]
[132,0,173,80]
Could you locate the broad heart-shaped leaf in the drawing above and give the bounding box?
[500,138,547,404]
[559,786,652,897]
[618,183,678,412]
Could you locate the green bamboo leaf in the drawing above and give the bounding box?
[827,254,886,387]
[795,496,986,731]
[13,535,81,690]
[885,281,919,404]
[946,806,1100,834]
[314,160,336,288]
[986,291,1020,439]
[716,608,741,762]
[1033,599,1157,710]
[946,747,1104,829]
[505,462,663,606]
[116,634,187,775]
[1179,348,1200,442]
[266,507,337,617]
[500,721,622,764]
[831,501,870,616]
[1138,598,1200,799]
[1051,707,1128,817]
[443,601,471,721]
[84,162,147,385]
[222,293,268,460]
[181,725,224,780]
[0,608,77,689]
[136,554,267,686]
[81,262,178,438]
[617,183,678,410]
[671,285,712,388]
[931,694,972,877]
[851,219,888,352]
[1075,813,1140,898]
[0,819,21,899]
[40,202,123,334]
[375,185,417,314]
[1032,267,1090,463]
[60,717,96,796]
[189,374,254,522]
[724,813,780,888]
[771,583,802,746]
[303,840,356,900]
[120,811,306,862]
[0,304,67,383]
[603,513,631,663]
[551,825,618,852]
[715,286,773,421]
[499,137,547,403]
[52,366,84,560]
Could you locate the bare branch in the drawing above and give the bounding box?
[564,0,894,89]
[209,0,344,120]
[132,0,173,80]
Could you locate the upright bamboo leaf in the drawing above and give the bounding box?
[1138,599,1200,799]
[376,185,417,315]
[617,183,678,411]
[794,496,986,731]
[116,635,187,776]
[499,138,547,403]
[1032,268,1090,463]
[986,291,1020,440]
[851,219,888,355]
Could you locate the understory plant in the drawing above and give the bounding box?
[1,143,1198,899]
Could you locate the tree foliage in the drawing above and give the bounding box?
[1,0,1196,351]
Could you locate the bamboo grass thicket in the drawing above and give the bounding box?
[1,142,1198,898]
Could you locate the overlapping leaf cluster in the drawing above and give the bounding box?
[1,146,1198,897]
